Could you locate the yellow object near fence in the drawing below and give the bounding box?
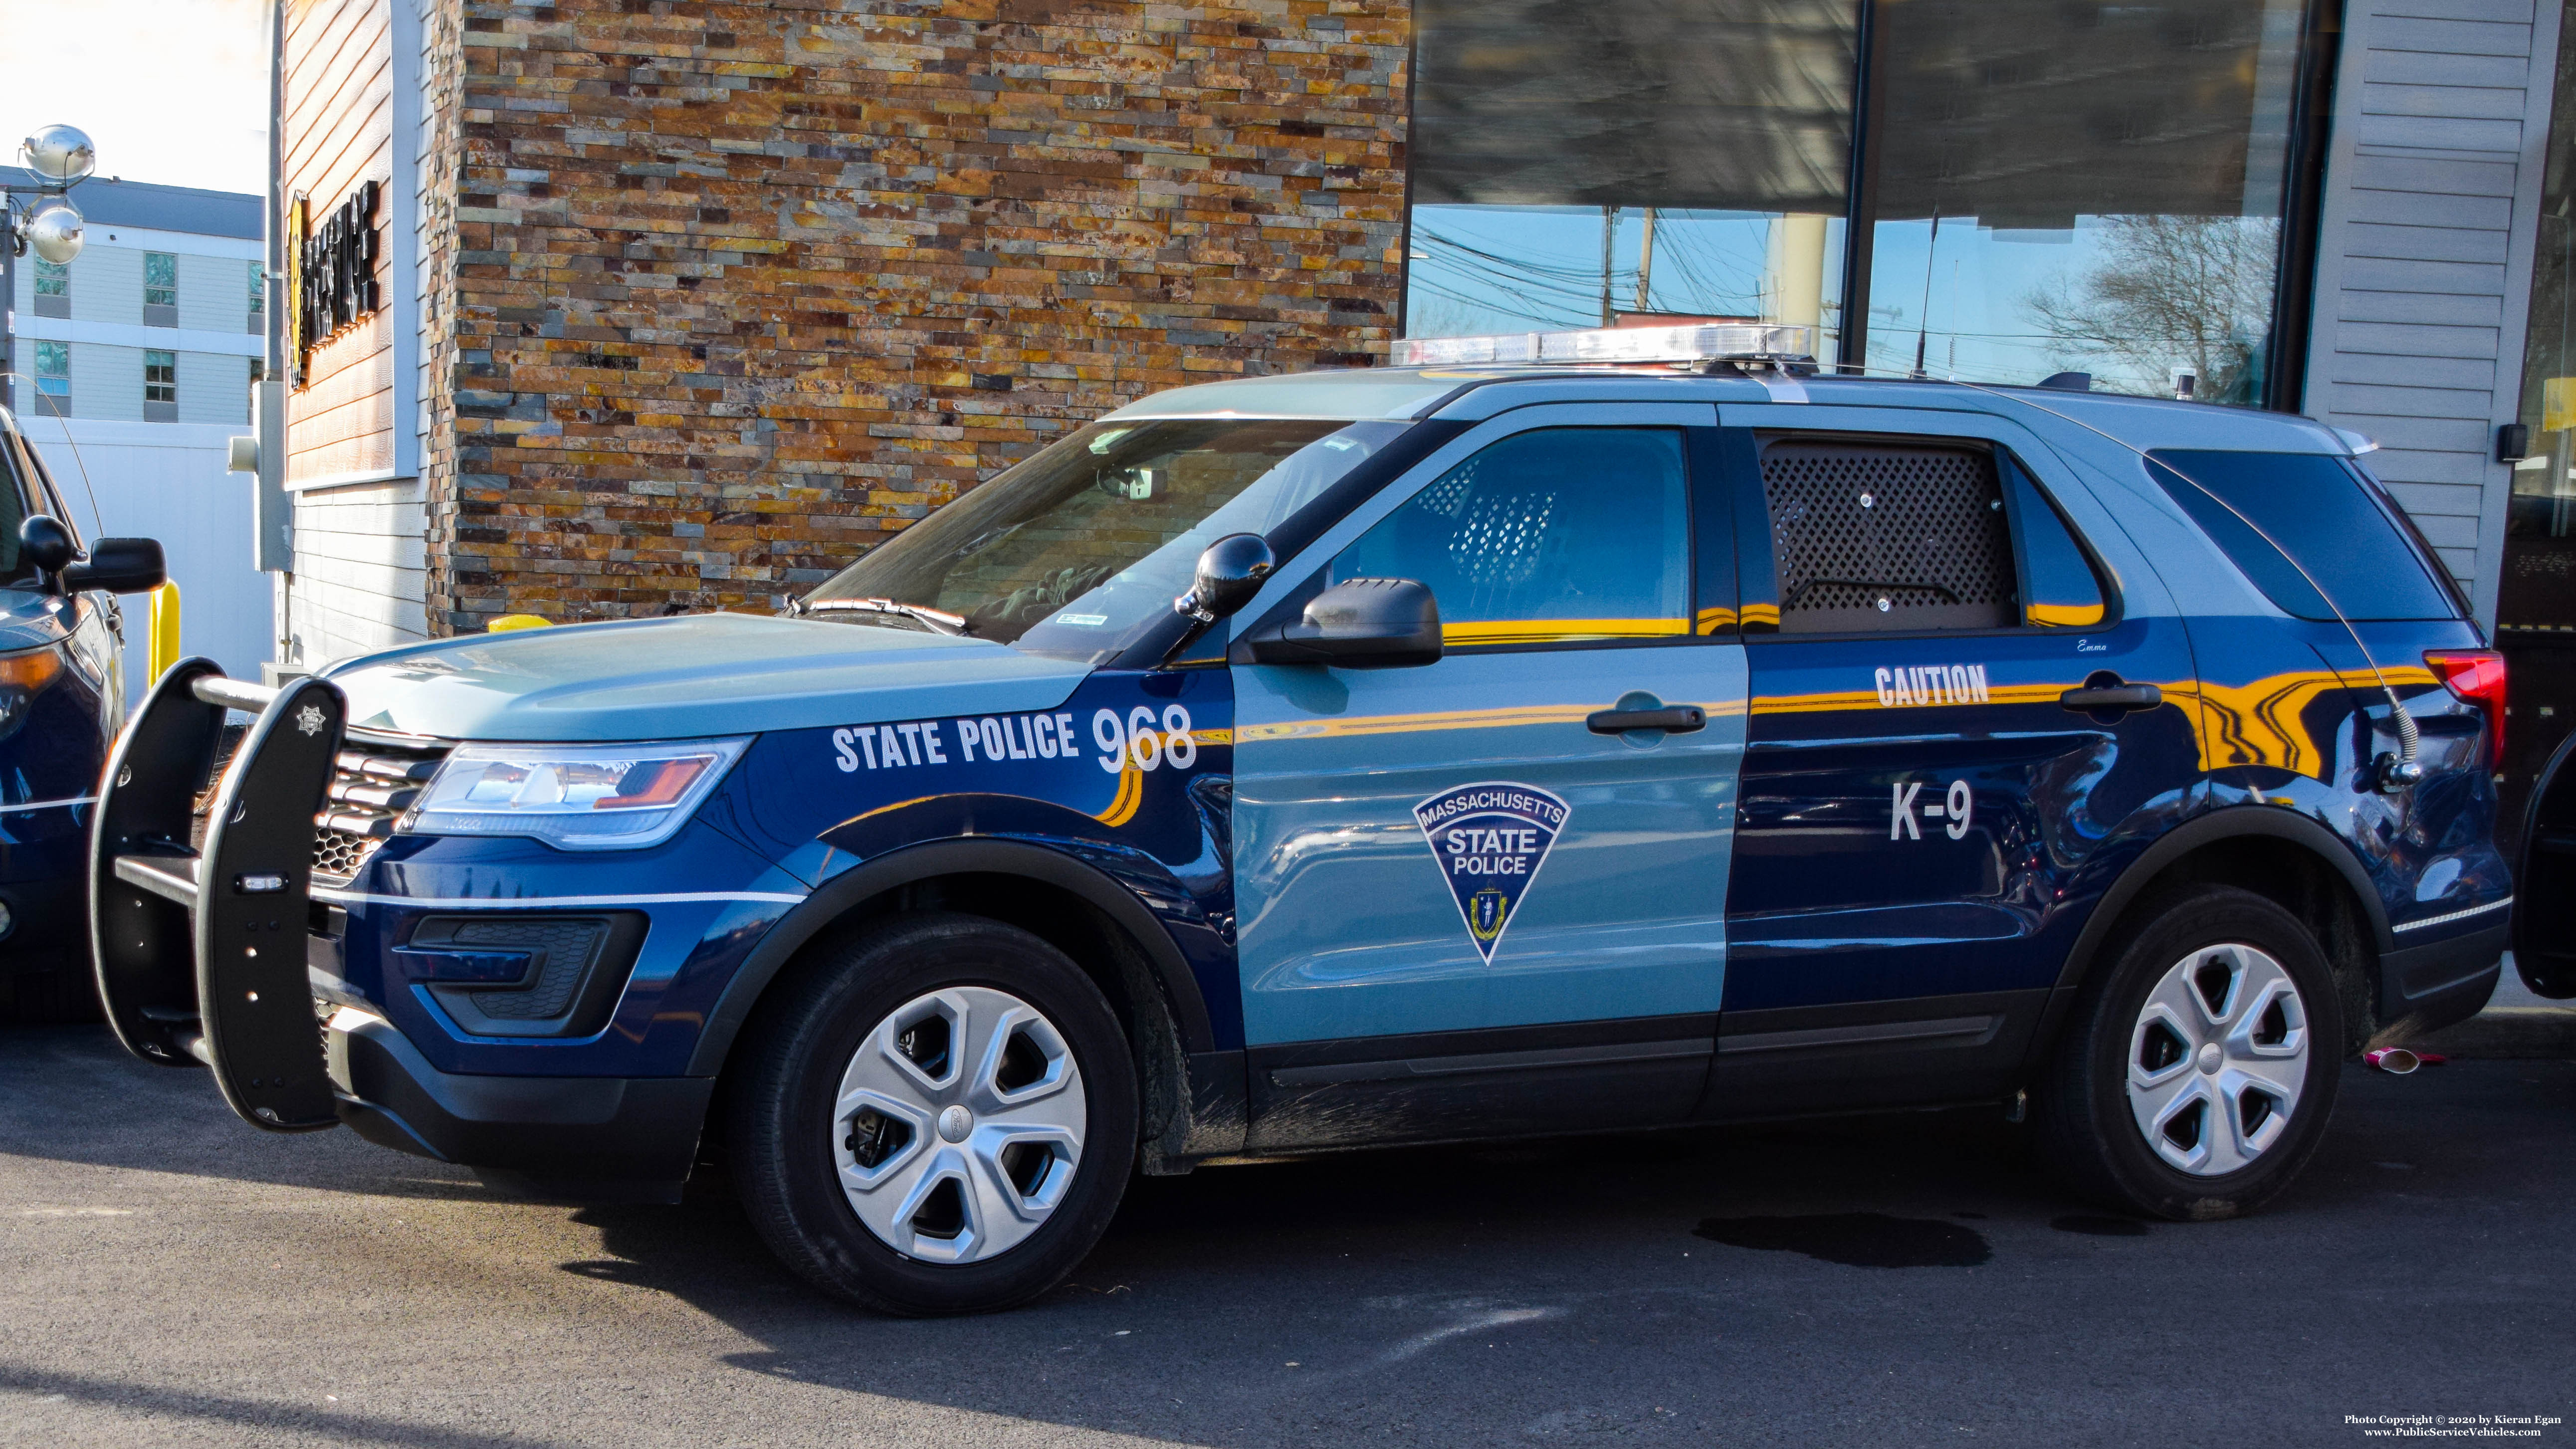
[2545,377,2576,435]
[146,581,181,685]
[486,614,552,633]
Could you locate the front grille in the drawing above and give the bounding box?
[312,732,451,882]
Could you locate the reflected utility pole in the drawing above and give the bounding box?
[1636,209,1657,315]
[1600,207,1615,326]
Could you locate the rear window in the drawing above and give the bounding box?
[2145,449,2461,622]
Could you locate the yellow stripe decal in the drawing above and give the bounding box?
[1093,764,1144,828]
[2028,603,2107,627]
[1750,665,2443,782]
[1695,605,1738,635]
[1441,618,1689,648]
[1236,703,1600,744]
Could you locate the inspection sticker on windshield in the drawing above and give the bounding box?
[1414,782,1569,962]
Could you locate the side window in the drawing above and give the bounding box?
[1761,438,2016,633]
[2003,457,2109,629]
[1333,427,1690,647]
[2146,449,2461,622]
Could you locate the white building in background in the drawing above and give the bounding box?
[5,172,271,703]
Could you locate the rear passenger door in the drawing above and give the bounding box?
[1713,406,2202,1114]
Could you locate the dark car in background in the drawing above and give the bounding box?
[0,406,163,1019]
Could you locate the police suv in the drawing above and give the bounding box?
[92,325,2509,1316]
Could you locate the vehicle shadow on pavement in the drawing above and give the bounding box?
[559,1104,2097,1436]
[0,1026,486,1200]
[13,1020,2571,1447]
[0,1361,587,1449]
[550,1063,2576,1447]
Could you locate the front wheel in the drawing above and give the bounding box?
[2037,886,2343,1220]
[727,912,1139,1315]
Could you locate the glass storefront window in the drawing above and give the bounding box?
[1860,0,2308,399]
[1402,0,2319,409]
[1406,0,1858,351]
[2508,0,2576,628]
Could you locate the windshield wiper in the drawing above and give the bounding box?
[790,596,974,636]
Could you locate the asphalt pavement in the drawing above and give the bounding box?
[0,1025,2569,1448]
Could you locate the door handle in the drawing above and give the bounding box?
[2058,682,2162,713]
[1587,705,1706,734]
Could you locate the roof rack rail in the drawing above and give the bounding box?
[1390,322,1819,370]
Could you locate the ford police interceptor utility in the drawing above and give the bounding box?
[90,324,2510,1316]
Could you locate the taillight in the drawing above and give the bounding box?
[2424,648,2507,762]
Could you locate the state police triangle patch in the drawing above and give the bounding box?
[1413,782,1570,962]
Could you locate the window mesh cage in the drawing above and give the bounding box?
[1760,440,2015,632]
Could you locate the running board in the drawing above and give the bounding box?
[91,659,348,1132]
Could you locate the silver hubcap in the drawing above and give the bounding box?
[831,986,1086,1264]
[2127,943,2310,1176]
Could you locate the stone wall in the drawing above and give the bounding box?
[426,0,1411,632]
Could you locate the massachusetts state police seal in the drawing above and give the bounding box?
[1413,781,1569,962]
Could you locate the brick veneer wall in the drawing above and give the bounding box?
[423,0,1411,633]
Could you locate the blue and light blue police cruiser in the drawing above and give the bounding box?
[91,324,2511,1315]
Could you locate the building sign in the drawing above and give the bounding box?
[290,180,380,385]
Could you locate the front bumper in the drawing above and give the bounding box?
[0,798,91,959]
[326,1007,713,1202]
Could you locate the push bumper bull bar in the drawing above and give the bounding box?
[90,658,348,1130]
[89,661,716,1195]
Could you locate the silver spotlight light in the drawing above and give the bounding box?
[21,125,95,187]
[24,202,84,264]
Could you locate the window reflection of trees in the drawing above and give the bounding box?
[2025,216,2282,403]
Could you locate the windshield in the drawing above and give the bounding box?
[0,418,39,588]
[804,417,1410,662]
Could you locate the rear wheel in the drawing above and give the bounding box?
[727,912,1138,1315]
[2038,886,2342,1220]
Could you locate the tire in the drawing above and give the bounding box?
[2037,885,2343,1221]
[726,911,1139,1315]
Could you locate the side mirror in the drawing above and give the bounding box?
[18,514,74,575]
[1174,532,1276,623]
[61,537,166,595]
[1244,577,1442,669]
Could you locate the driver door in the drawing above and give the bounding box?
[1227,405,1746,1148]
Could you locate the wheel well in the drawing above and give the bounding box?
[2086,836,2380,1052]
[710,871,1190,1168]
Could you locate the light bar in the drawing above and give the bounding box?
[1391,322,1820,369]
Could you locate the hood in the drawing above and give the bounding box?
[323,612,1095,742]
[0,588,75,656]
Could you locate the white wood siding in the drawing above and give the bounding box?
[67,343,143,422]
[173,350,254,426]
[174,252,257,335]
[285,479,430,661]
[280,0,431,667]
[61,245,144,327]
[2304,0,2568,622]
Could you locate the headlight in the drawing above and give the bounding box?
[0,644,64,737]
[402,737,749,850]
